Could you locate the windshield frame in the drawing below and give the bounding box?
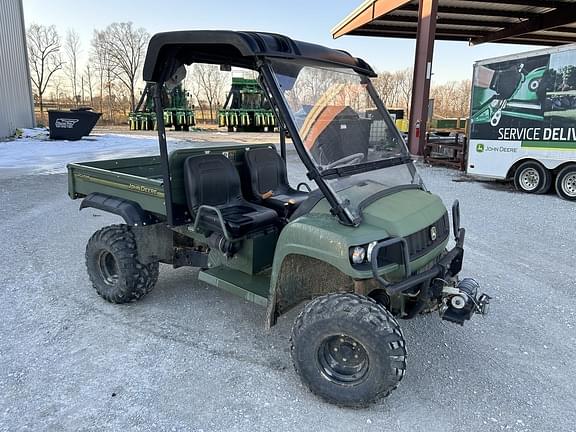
[259,60,417,226]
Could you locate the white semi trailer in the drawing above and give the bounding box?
[467,44,576,200]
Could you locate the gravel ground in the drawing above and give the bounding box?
[0,133,575,431]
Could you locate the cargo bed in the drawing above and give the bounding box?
[68,156,166,215]
[67,143,275,218]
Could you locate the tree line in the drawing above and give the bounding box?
[372,68,471,120]
[27,23,471,125]
[27,22,148,124]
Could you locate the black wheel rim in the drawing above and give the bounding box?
[98,250,119,285]
[318,335,369,385]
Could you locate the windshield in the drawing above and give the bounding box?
[271,61,421,221]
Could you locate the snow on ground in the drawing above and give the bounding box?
[0,131,263,178]
[0,132,161,177]
[14,127,50,140]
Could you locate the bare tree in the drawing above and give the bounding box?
[372,71,397,107]
[185,71,206,121]
[454,79,472,117]
[373,68,413,113]
[91,30,118,121]
[84,63,94,107]
[27,24,64,119]
[301,68,339,105]
[192,64,228,122]
[52,75,65,109]
[100,22,149,111]
[281,67,340,114]
[395,68,413,115]
[430,79,471,118]
[64,29,81,106]
[91,30,106,114]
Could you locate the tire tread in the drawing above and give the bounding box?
[85,224,159,303]
[290,293,407,407]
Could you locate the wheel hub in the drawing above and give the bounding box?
[318,335,369,385]
[519,167,540,191]
[98,250,119,285]
[562,173,576,197]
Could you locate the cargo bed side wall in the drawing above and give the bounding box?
[68,163,166,216]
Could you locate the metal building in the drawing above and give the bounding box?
[0,0,35,139]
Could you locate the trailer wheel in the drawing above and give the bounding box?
[555,165,576,201]
[514,161,551,194]
[85,224,159,303]
[290,293,406,407]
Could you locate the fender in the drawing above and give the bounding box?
[265,214,364,328]
[79,192,154,226]
[265,189,449,327]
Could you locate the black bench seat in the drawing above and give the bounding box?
[244,147,308,214]
[184,154,279,238]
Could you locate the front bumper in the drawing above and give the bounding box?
[370,228,466,296]
[369,200,490,325]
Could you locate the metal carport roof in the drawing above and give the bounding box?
[332,0,576,46]
[331,0,576,156]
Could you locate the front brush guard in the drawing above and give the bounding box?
[370,228,465,296]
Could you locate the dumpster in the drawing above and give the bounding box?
[48,107,101,140]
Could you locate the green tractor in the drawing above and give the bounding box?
[129,83,195,131]
[218,77,276,132]
[69,31,490,407]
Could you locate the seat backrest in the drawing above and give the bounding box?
[183,154,243,212]
[245,147,290,197]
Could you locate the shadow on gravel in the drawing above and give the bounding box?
[480,181,517,193]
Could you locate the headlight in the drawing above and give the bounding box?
[366,241,377,262]
[350,246,366,264]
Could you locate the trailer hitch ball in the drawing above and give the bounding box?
[440,278,491,325]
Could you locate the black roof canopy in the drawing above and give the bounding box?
[142,30,376,82]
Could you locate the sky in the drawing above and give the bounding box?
[22,0,546,85]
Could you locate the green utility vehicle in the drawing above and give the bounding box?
[68,31,490,407]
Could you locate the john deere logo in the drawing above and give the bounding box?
[430,226,437,241]
[476,143,485,153]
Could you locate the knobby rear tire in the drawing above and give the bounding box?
[85,224,159,303]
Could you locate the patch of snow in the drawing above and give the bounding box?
[0,133,177,177]
[14,127,49,140]
[0,132,259,178]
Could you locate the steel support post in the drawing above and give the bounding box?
[408,0,438,156]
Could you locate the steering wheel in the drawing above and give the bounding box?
[323,153,365,170]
